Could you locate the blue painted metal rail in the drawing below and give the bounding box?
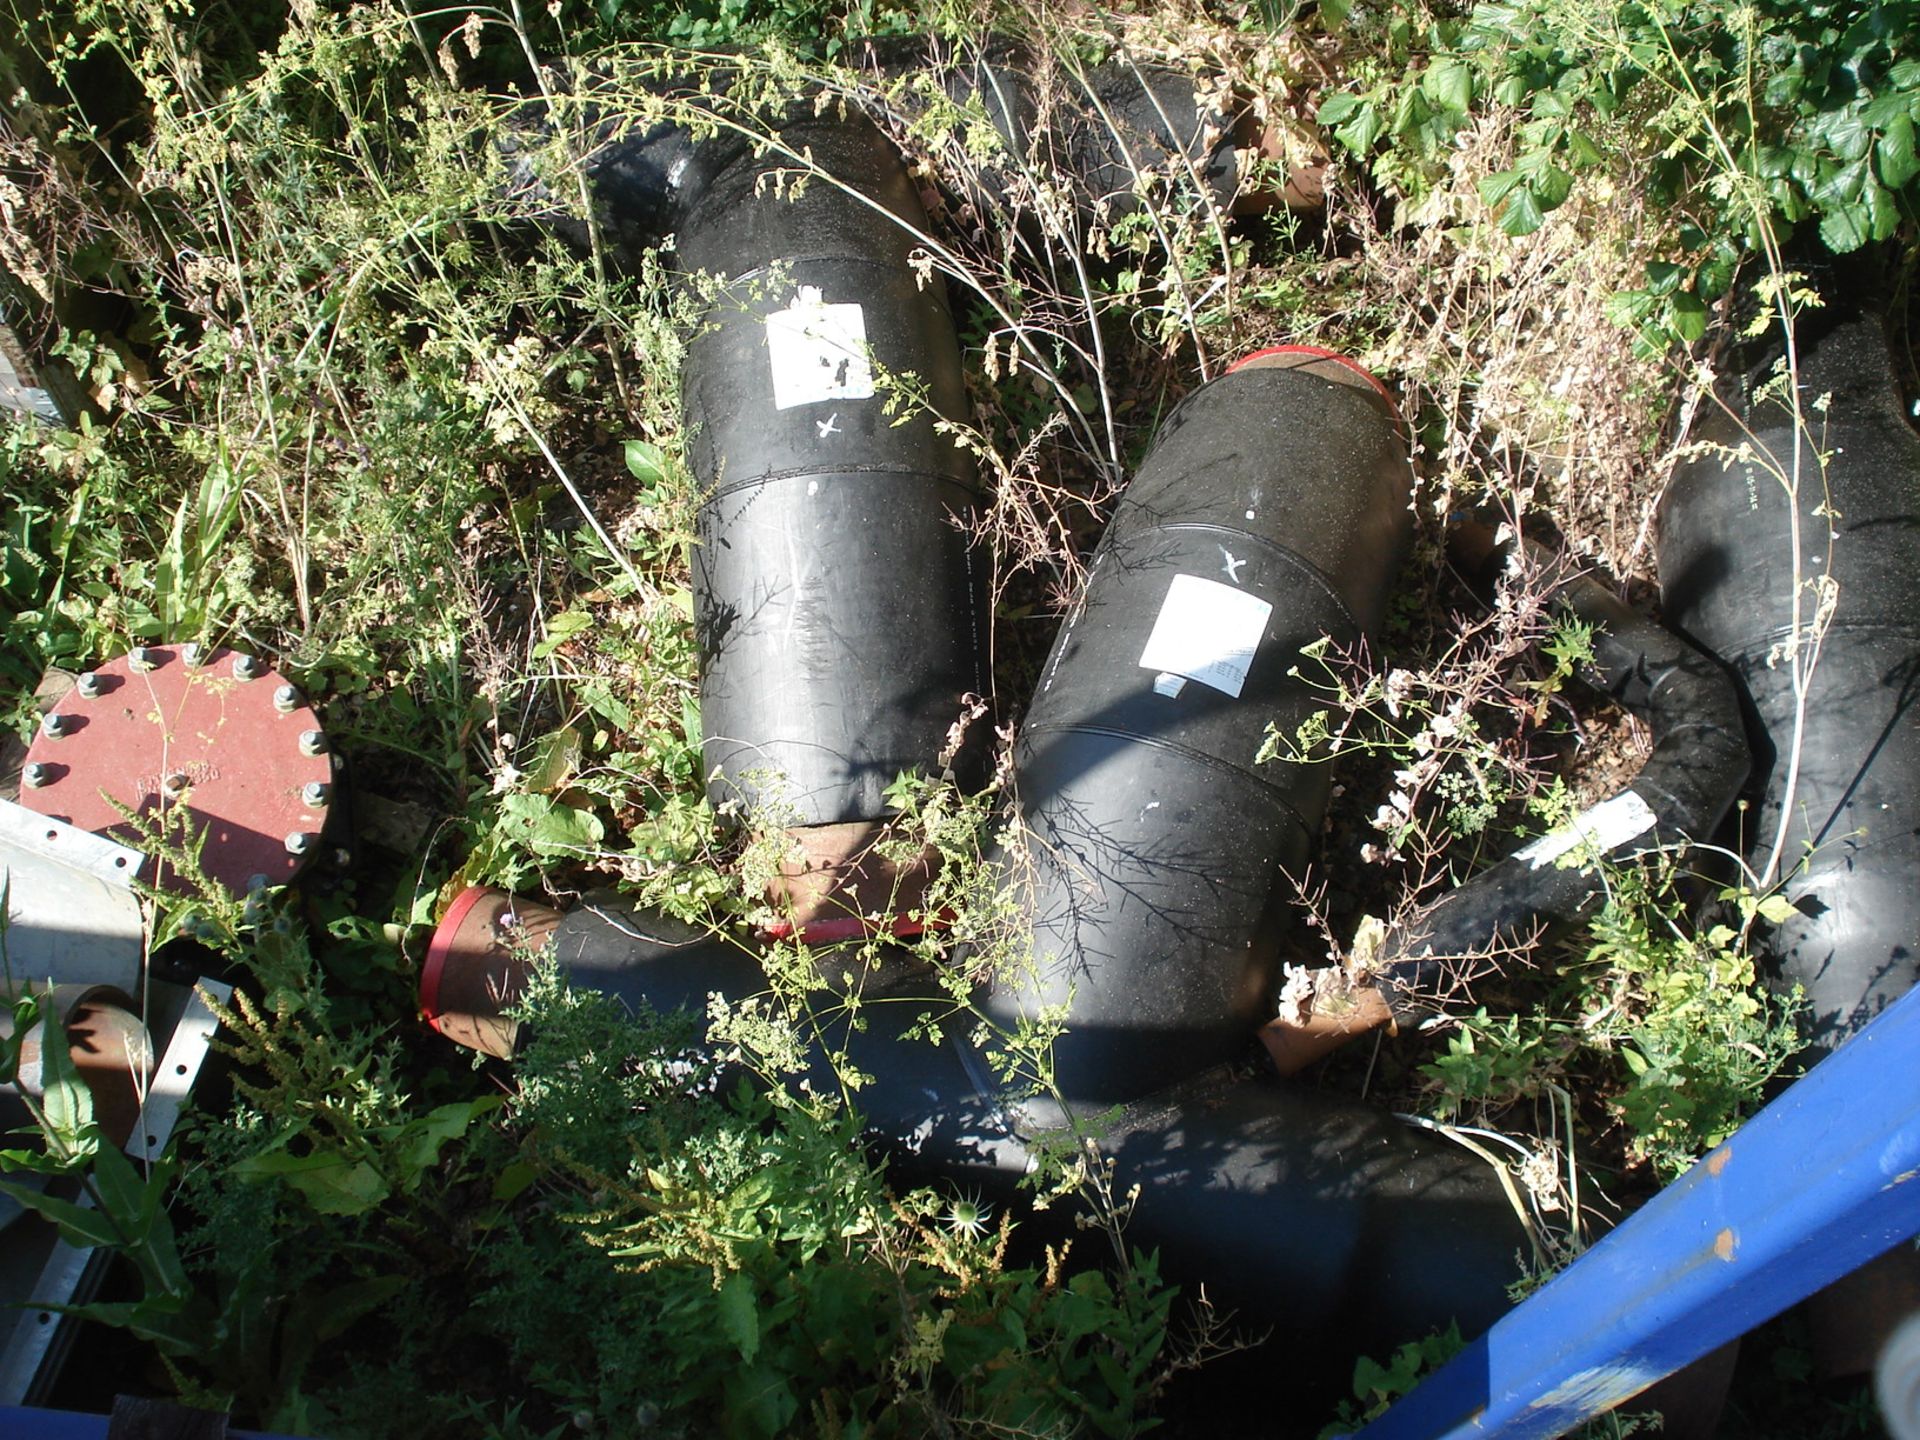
[1358,982,1920,1439]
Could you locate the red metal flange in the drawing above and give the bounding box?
[17,645,335,893]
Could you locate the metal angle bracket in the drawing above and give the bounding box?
[0,978,230,1405]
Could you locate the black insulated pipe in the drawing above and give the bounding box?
[1658,299,1920,1055]
[518,46,1260,262]
[421,887,1530,1366]
[671,112,987,827]
[1258,537,1753,1074]
[850,39,1247,220]
[984,347,1415,1107]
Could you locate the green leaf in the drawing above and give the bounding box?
[491,1160,539,1203]
[68,1295,206,1354]
[0,1181,125,1248]
[497,793,606,859]
[233,1151,392,1216]
[1756,894,1800,925]
[87,1145,160,1242]
[623,439,669,486]
[530,608,593,661]
[390,1097,500,1185]
[33,993,96,1163]
[1811,157,1871,209]
[1821,107,1874,162]
[1863,174,1902,241]
[1335,102,1385,155]
[1478,169,1525,206]
[1498,185,1546,235]
[1422,60,1474,115]
[717,1271,760,1362]
[520,728,582,793]
[1531,163,1574,209]
[1819,202,1871,252]
[1644,261,1686,296]
[1878,114,1918,187]
[1668,291,1709,343]
[1316,92,1362,127]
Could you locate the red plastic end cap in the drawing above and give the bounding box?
[420,885,497,1031]
[1228,344,1402,423]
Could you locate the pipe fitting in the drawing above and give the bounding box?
[986,351,1414,1106]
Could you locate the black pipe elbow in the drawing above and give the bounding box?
[1376,564,1752,1021]
[526,44,1256,259]
[1659,299,1920,1056]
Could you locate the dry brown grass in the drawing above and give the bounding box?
[1342,114,1692,584]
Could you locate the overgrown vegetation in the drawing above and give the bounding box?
[0,0,1910,1432]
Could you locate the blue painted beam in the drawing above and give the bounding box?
[1357,982,1920,1440]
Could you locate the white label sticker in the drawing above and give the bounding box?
[1512,790,1658,870]
[765,287,875,410]
[1137,574,1273,698]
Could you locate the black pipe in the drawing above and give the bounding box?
[672,112,988,827]
[1656,283,1920,1382]
[848,38,1247,222]
[421,886,1529,1364]
[512,45,1257,261]
[1370,554,1752,1022]
[1658,299,1920,1055]
[983,348,1415,1106]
